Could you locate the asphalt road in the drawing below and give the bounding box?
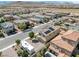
[0,31,31,50]
[0,21,53,50]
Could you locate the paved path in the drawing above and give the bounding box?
[0,21,54,51]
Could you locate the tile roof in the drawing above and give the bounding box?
[51,35,74,52]
[49,30,79,57]
[49,45,69,57]
[62,30,79,41]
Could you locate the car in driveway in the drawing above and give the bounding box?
[44,51,56,57]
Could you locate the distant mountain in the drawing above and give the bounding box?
[0,1,79,8]
[0,1,74,5]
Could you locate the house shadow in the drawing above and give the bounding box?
[7,29,17,36]
[32,40,39,43]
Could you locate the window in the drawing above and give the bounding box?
[49,27,54,31]
[44,30,51,34]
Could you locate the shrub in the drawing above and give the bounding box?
[0,18,5,23]
[15,39,21,45]
[17,50,22,56]
[18,23,27,31]
[22,50,29,57]
[36,51,42,57]
[29,32,34,38]
[40,47,47,56]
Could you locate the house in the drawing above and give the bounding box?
[53,12,70,19]
[68,13,79,18]
[21,40,35,54]
[45,13,56,19]
[19,14,33,19]
[63,23,79,32]
[1,22,15,33]
[38,26,60,43]
[13,20,29,24]
[30,12,40,16]
[48,30,79,57]
[4,15,20,20]
[30,18,43,24]
[4,15,14,21]
[34,15,51,23]
[13,15,20,20]
[61,17,76,24]
[26,37,45,56]
[21,37,45,55]
[34,15,50,19]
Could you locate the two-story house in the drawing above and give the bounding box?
[1,22,15,33]
[38,26,60,44]
[48,30,79,57]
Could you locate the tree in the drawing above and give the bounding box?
[40,47,47,56]
[54,22,61,26]
[36,51,42,57]
[17,50,29,57]
[71,20,76,23]
[65,23,70,29]
[15,39,21,45]
[54,20,64,26]
[27,9,30,14]
[46,44,50,49]
[42,13,45,15]
[65,23,69,27]
[18,23,27,31]
[0,18,5,23]
[17,50,22,56]
[0,31,4,37]
[30,23,34,27]
[29,32,35,39]
[36,47,47,57]
[43,17,49,23]
[22,50,29,57]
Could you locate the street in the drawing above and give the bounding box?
[0,21,54,51]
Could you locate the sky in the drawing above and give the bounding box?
[0,0,78,1]
[0,0,77,1]
[0,0,79,4]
